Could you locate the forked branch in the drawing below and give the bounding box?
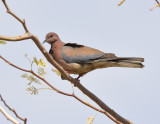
[0,55,120,124]
[150,0,160,10]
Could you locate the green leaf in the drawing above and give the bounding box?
[38,68,47,76]
[26,87,32,91]
[27,81,32,85]
[34,57,48,68]
[26,86,38,95]
[0,40,7,45]
[38,59,48,67]
[24,54,28,57]
[21,73,29,78]
[27,75,41,84]
[33,57,38,64]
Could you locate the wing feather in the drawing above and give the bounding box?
[61,43,105,64]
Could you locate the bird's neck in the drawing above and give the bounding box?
[51,40,65,49]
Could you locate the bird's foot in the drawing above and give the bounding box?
[75,74,83,81]
[74,78,80,82]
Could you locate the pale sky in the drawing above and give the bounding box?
[0,0,160,124]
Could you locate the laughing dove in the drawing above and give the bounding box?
[44,32,144,80]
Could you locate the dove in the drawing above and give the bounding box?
[43,32,144,80]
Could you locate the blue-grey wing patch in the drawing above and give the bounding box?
[61,45,105,64]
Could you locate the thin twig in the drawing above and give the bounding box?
[118,0,125,6]
[0,94,27,124]
[2,0,29,33]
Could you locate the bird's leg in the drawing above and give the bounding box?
[76,74,83,80]
[72,74,83,87]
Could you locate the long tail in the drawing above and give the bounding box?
[110,57,144,68]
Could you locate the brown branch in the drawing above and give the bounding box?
[0,94,27,124]
[2,0,29,33]
[0,55,120,124]
[0,55,30,73]
[0,105,19,124]
[73,95,121,124]
[118,0,125,6]
[0,0,132,124]
[156,0,160,4]
[0,33,31,41]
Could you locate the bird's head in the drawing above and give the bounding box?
[43,32,60,44]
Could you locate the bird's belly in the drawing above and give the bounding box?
[63,63,94,75]
[67,61,115,74]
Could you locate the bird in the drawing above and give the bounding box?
[43,32,144,80]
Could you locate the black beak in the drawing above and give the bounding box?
[43,40,46,44]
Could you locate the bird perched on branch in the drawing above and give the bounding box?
[43,32,144,80]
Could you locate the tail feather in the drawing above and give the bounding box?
[115,62,144,68]
[88,55,144,68]
[109,57,144,68]
[116,57,144,62]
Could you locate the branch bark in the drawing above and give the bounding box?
[0,33,31,41]
[156,0,160,4]
[0,105,20,124]
[0,0,132,123]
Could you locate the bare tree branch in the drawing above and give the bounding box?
[0,94,27,124]
[0,0,132,123]
[0,33,31,41]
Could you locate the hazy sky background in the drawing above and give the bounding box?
[0,0,160,124]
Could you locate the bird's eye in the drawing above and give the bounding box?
[50,35,53,38]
